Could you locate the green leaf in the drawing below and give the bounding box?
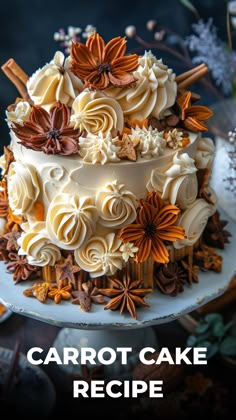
[212,321,225,338]
[195,323,209,334]
[205,313,223,325]
[223,321,235,334]
[179,0,199,17]
[220,337,236,356]
[187,335,197,346]
[207,343,220,359]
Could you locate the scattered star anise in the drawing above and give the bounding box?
[6,252,38,283]
[180,258,199,284]
[48,280,72,304]
[3,231,21,251]
[203,210,231,249]
[176,90,213,132]
[99,269,152,319]
[72,280,106,312]
[155,262,188,296]
[23,281,51,303]
[118,192,185,264]
[55,254,81,288]
[71,33,138,90]
[193,245,222,272]
[12,102,80,155]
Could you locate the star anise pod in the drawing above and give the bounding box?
[55,254,81,288]
[155,262,188,296]
[176,90,213,132]
[99,269,152,319]
[203,210,231,249]
[72,280,106,312]
[6,251,38,283]
[12,102,80,155]
[48,280,72,304]
[193,245,222,272]
[180,258,199,285]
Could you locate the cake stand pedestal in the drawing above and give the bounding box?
[0,209,236,379]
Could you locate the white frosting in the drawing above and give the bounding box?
[7,161,40,216]
[79,132,120,164]
[96,180,138,228]
[120,242,139,262]
[46,193,98,250]
[71,90,124,136]
[0,153,6,175]
[74,232,123,277]
[130,126,166,158]
[27,51,83,108]
[105,50,177,120]
[39,163,68,204]
[195,137,215,169]
[18,221,61,266]
[6,101,31,127]
[174,199,216,248]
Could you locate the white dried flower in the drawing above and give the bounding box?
[120,242,139,262]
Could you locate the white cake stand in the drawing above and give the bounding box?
[0,209,235,378]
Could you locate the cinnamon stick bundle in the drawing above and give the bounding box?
[1,58,29,99]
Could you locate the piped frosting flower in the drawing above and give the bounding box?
[130,126,166,158]
[71,90,124,136]
[70,32,138,89]
[118,192,185,263]
[27,51,83,108]
[6,100,31,127]
[79,132,120,164]
[12,102,80,155]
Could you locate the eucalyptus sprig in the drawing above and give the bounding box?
[187,313,236,359]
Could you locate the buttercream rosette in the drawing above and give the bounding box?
[27,51,83,108]
[74,232,123,277]
[79,132,120,164]
[174,198,216,248]
[46,193,98,250]
[18,222,61,266]
[7,161,40,216]
[71,90,124,136]
[96,180,138,228]
[6,100,31,127]
[105,50,177,120]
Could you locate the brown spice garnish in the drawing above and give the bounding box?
[115,133,140,161]
[197,168,215,204]
[194,245,222,272]
[23,281,51,303]
[118,192,185,264]
[48,280,72,304]
[72,280,106,311]
[1,58,29,99]
[99,268,152,319]
[55,254,81,288]
[6,252,38,283]
[203,210,231,249]
[180,259,199,284]
[176,63,209,89]
[3,231,21,251]
[71,33,138,90]
[2,146,14,178]
[155,262,188,296]
[176,90,213,132]
[12,102,80,155]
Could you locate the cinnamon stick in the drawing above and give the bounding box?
[1,58,29,99]
[178,66,209,89]
[176,63,207,84]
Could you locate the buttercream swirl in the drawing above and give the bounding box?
[161,152,198,209]
[74,232,123,277]
[79,132,120,164]
[6,101,31,126]
[105,50,177,120]
[96,180,138,228]
[70,90,124,136]
[174,199,216,248]
[46,193,98,249]
[195,137,215,169]
[27,51,83,108]
[18,221,61,266]
[7,161,40,216]
[130,126,166,158]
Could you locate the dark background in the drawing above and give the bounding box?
[0,0,229,146]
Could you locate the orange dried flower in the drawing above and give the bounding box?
[71,33,138,90]
[177,91,213,132]
[118,192,185,264]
